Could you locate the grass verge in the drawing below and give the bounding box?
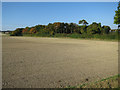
[13,33,119,42]
[67,74,120,88]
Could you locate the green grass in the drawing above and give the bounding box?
[20,33,119,41]
[66,74,120,88]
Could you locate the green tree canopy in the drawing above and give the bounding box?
[10,28,23,36]
[87,22,101,34]
[79,19,88,26]
[102,26,111,34]
[114,1,120,28]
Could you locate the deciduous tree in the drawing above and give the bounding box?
[114,1,120,29]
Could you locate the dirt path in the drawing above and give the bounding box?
[2,36,118,88]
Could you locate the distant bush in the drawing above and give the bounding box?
[10,28,23,36]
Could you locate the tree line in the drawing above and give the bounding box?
[10,20,111,36]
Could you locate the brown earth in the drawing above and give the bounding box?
[2,36,118,88]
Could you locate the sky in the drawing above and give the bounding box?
[2,2,118,31]
[2,0,119,2]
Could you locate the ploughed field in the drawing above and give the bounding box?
[2,36,118,88]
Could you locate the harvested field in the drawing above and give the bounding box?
[2,36,118,88]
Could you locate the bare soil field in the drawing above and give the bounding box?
[2,36,118,88]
